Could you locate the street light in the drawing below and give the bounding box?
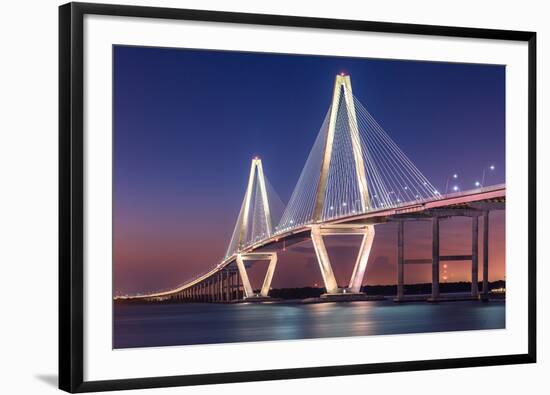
[481,165,495,187]
[445,173,458,194]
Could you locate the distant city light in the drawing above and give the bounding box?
[453,174,458,179]
[490,165,495,170]
[475,181,480,187]
[342,202,347,206]
[453,185,459,191]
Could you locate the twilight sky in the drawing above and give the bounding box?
[113,45,505,295]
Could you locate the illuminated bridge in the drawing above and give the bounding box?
[119,74,505,303]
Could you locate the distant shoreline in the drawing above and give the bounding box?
[115,280,505,303]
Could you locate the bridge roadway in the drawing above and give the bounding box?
[119,184,505,302]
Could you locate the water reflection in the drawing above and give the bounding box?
[113,300,505,349]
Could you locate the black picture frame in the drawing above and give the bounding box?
[59,2,537,393]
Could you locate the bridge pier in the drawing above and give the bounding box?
[221,271,226,301]
[209,278,214,302]
[431,216,440,301]
[472,216,479,299]
[218,272,222,302]
[220,271,225,301]
[236,252,277,299]
[236,270,241,300]
[311,223,375,296]
[396,220,404,301]
[230,271,235,301]
[392,209,489,303]
[482,210,490,300]
[225,271,230,301]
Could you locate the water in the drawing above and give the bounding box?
[113,300,505,349]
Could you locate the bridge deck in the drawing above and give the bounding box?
[119,184,504,300]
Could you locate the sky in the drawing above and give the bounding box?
[113,45,505,295]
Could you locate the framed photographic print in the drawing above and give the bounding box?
[59,2,536,393]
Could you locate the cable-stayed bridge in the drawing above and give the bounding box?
[120,74,504,303]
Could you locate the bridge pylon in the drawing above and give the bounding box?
[227,157,278,299]
[311,74,375,295]
[238,157,273,248]
[313,73,370,222]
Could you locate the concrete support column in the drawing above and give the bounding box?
[230,272,235,300]
[233,272,237,300]
[431,216,440,300]
[228,272,232,301]
[482,210,490,299]
[310,225,339,294]
[212,278,215,302]
[236,253,277,298]
[214,273,220,302]
[225,271,230,301]
[208,277,214,302]
[236,270,241,300]
[397,221,404,301]
[311,224,374,295]
[219,272,223,301]
[220,272,224,301]
[222,271,227,302]
[472,216,479,298]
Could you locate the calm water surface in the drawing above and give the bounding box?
[113,300,505,349]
